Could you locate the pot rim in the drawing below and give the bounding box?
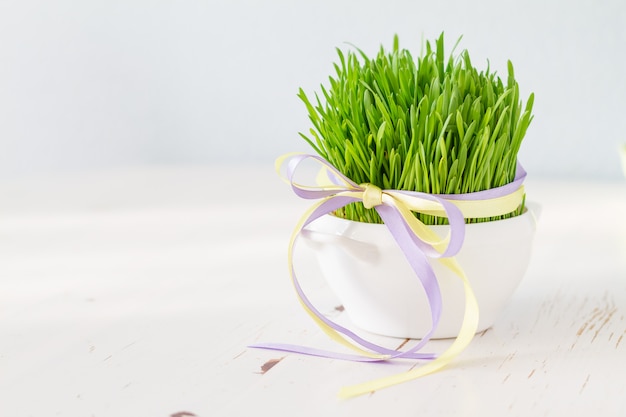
[304,201,540,242]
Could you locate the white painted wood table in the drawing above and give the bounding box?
[1,165,625,416]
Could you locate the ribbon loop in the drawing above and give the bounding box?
[360,183,383,209]
[252,153,527,398]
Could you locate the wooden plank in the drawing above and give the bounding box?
[1,169,625,416]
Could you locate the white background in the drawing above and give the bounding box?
[1,0,625,180]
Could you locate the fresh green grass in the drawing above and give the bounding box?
[298,33,534,225]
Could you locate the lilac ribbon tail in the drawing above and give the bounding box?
[249,154,451,360]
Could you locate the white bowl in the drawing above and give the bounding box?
[301,204,539,339]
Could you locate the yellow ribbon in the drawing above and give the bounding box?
[276,153,525,398]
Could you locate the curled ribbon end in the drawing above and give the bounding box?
[360,183,383,209]
[337,387,370,400]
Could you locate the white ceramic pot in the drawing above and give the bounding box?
[301,204,539,339]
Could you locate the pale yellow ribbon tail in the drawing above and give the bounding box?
[338,257,479,399]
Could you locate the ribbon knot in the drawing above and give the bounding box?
[360,183,383,209]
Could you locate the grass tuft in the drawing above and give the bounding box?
[298,33,534,225]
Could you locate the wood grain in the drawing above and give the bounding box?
[1,169,625,416]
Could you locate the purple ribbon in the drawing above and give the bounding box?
[250,153,526,362]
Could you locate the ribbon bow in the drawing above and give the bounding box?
[252,153,526,398]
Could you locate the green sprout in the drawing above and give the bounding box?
[298,33,534,225]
